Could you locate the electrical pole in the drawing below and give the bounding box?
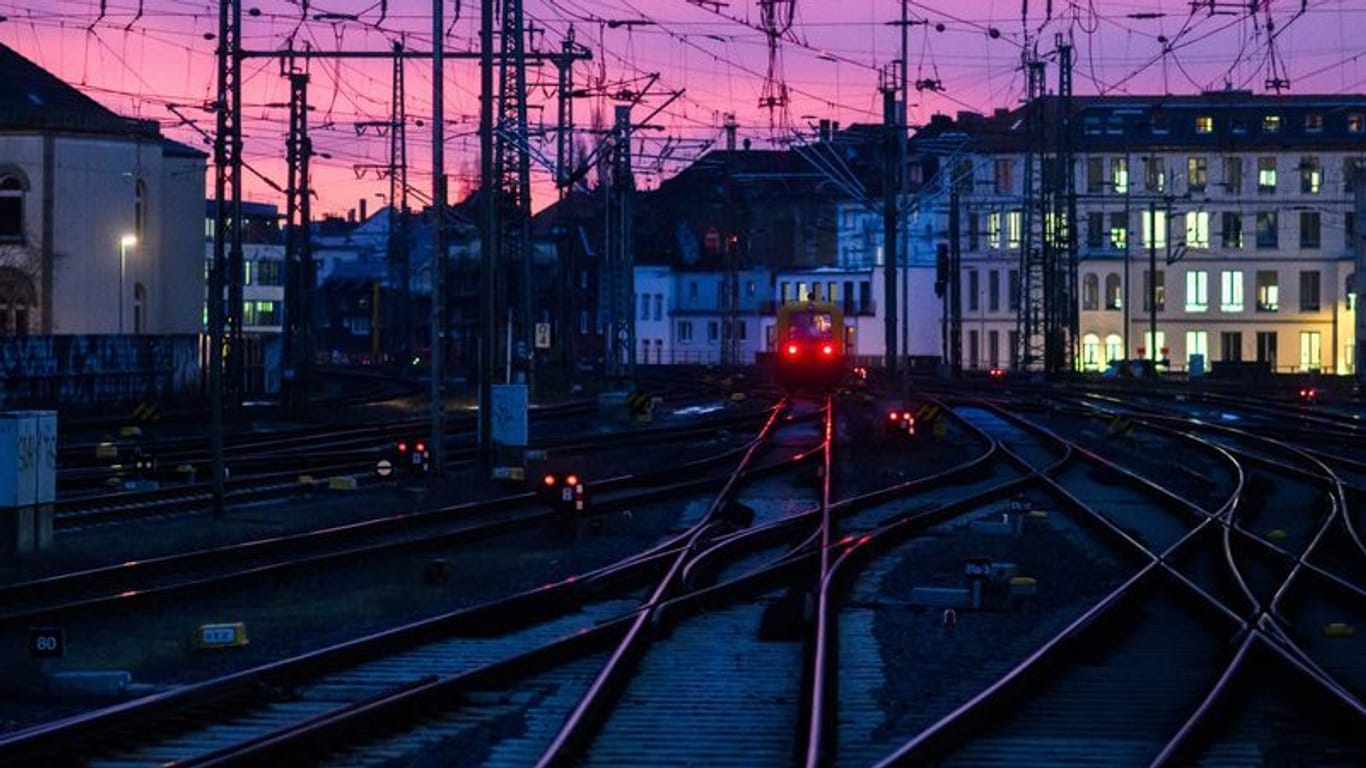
[387,40,411,365]
[882,82,899,377]
[496,0,533,390]
[282,50,311,418]
[208,0,241,516]
[1148,199,1158,364]
[1054,33,1077,374]
[1019,53,1047,372]
[478,0,495,471]
[949,190,962,374]
[605,105,635,383]
[553,28,577,375]
[430,0,446,477]
[1357,164,1366,386]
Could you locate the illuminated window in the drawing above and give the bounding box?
[1105,274,1122,310]
[1185,270,1209,312]
[1082,274,1099,311]
[1299,331,1321,371]
[1007,210,1022,248]
[1142,209,1168,249]
[1256,270,1278,312]
[1187,157,1207,192]
[1111,158,1129,194]
[1186,331,1208,366]
[1221,271,1244,312]
[1081,334,1101,371]
[1105,334,1123,363]
[1109,212,1127,250]
[1144,157,1165,191]
[1257,157,1276,192]
[1300,156,1321,194]
[1263,114,1282,133]
[1185,211,1210,249]
[1349,113,1364,133]
[987,211,1001,249]
[1195,115,1213,134]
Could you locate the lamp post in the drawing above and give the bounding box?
[119,234,137,334]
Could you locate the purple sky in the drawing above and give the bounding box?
[3,1,1361,216]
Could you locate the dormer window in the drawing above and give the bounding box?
[1195,115,1213,134]
[1348,113,1365,133]
[1305,113,1324,133]
[1263,115,1282,133]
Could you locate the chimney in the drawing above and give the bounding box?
[819,119,831,142]
[359,198,367,221]
[347,208,356,223]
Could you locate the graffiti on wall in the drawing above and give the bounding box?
[0,335,202,410]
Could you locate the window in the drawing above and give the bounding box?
[1300,331,1322,371]
[1186,331,1209,368]
[579,310,589,335]
[639,293,649,320]
[1222,212,1243,249]
[1257,157,1276,192]
[133,283,146,334]
[0,174,25,241]
[1008,269,1020,310]
[1187,157,1207,192]
[653,294,662,321]
[688,281,698,299]
[1305,113,1324,133]
[1109,212,1128,250]
[1144,157,1165,192]
[1105,334,1123,363]
[257,260,282,286]
[1105,274,1122,310]
[1185,270,1209,312]
[1142,209,1168,249]
[1221,332,1242,362]
[1300,212,1321,249]
[988,330,1000,368]
[1220,271,1244,312]
[1256,331,1278,368]
[1006,210,1022,248]
[1086,212,1104,248]
[243,261,253,286]
[968,330,979,369]
[1143,270,1165,311]
[995,159,1013,194]
[1263,114,1282,133]
[0,267,37,336]
[1111,158,1129,194]
[968,269,979,312]
[1142,331,1167,361]
[1349,113,1365,133]
[1223,156,1242,193]
[780,282,792,303]
[1255,211,1278,248]
[1084,116,1103,135]
[987,211,1001,249]
[1345,157,1366,192]
[1195,115,1213,134]
[1152,114,1170,135]
[1086,157,1105,194]
[988,270,1000,312]
[134,179,147,240]
[1256,270,1279,312]
[968,211,980,251]
[1081,334,1101,371]
[1301,156,1322,194]
[678,320,693,342]
[1185,211,1210,249]
[707,321,719,342]
[1300,270,1321,312]
[1083,274,1099,311]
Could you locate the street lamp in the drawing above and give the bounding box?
[119,234,137,334]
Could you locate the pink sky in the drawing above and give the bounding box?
[3,1,1362,216]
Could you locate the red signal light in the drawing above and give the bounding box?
[416,441,426,453]
[397,441,408,453]
[566,474,579,487]
[786,343,799,356]
[889,412,899,421]
[821,344,834,356]
[543,474,556,486]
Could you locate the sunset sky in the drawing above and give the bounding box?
[3,1,1362,216]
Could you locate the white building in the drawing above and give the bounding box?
[0,43,205,336]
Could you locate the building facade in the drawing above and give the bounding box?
[913,91,1366,375]
[0,43,206,337]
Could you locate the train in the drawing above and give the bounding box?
[772,300,848,390]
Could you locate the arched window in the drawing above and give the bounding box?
[1105,274,1123,310]
[0,267,38,336]
[0,172,27,242]
[1082,274,1099,310]
[1105,334,1123,364]
[134,179,147,240]
[134,283,147,334]
[1081,333,1101,371]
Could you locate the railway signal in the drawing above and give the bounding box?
[394,440,431,476]
[539,473,588,515]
